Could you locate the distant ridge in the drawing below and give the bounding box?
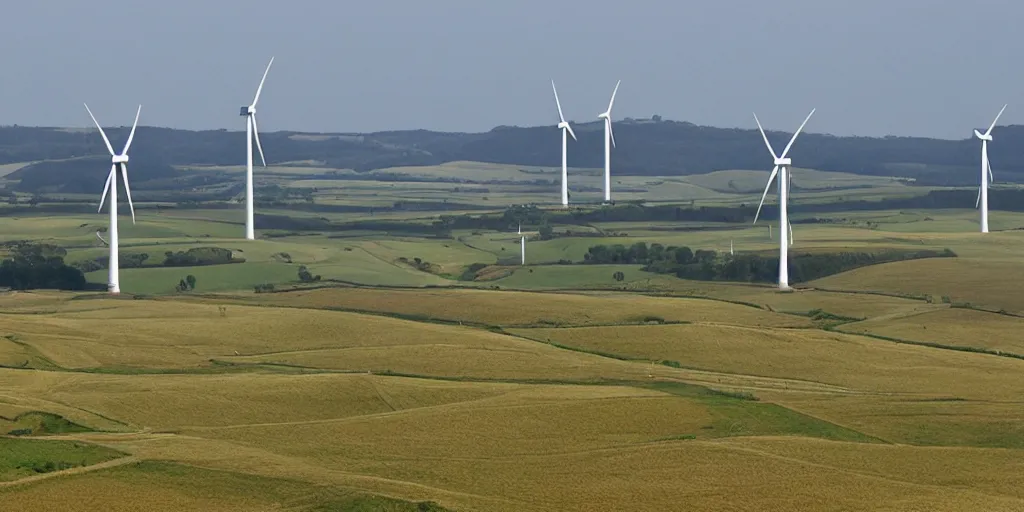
[2,118,1023,186]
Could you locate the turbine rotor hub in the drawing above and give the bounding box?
[774,157,792,166]
[112,154,129,164]
[557,121,570,129]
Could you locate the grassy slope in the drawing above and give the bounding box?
[0,438,124,482]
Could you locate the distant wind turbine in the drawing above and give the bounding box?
[84,104,141,295]
[551,81,577,207]
[752,109,816,289]
[598,80,620,203]
[240,57,274,240]
[974,104,1007,233]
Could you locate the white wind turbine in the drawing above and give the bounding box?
[752,109,815,289]
[551,81,577,207]
[974,104,1007,233]
[513,224,527,265]
[598,80,620,203]
[240,57,274,240]
[85,104,141,295]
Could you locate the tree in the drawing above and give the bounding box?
[538,224,554,240]
[674,247,694,265]
[185,275,196,290]
[613,271,625,282]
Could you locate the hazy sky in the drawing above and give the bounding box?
[0,0,1019,139]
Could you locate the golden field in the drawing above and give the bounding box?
[811,257,1024,313]
[511,323,1024,400]
[203,286,812,328]
[839,306,1024,355]
[2,277,1024,510]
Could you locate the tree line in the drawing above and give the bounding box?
[581,241,957,284]
[0,243,88,290]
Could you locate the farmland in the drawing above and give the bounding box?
[2,159,1024,510]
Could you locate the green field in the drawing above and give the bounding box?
[0,437,125,482]
[3,161,1024,510]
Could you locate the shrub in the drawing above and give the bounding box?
[297,265,321,283]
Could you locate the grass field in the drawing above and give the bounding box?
[4,167,1024,510]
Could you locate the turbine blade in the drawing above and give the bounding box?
[607,118,616,148]
[976,186,982,209]
[84,104,115,156]
[253,57,274,105]
[989,158,994,183]
[566,124,577,141]
[780,108,816,159]
[120,164,136,224]
[752,113,778,160]
[753,166,779,224]
[985,104,1008,136]
[252,114,267,167]
[607,79,621,113]
[98,166,114,212]
[788,220,794,246]
[122,105,142,154]
[551,80,567,123]
[95,231,108,246]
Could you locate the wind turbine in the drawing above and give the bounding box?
[240,57,274,240]
[974,104,1007,233]
[521,234,527,265]
[752,109,815,289]
[84,104,141,295]
[551,80,577,207]
[598,80,620,203]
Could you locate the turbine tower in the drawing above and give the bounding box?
[598,80,620,203]
[752,109,815,290]
[240,57,274,240]
[551,81,577,207]
[84,104,141,295]
[974,104,1006,233]
[521,235,526,265]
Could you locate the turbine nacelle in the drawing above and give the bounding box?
[774,157,791,166]
[112,154,129,164]
[598,112,610,120]
[557,121,570,130]
[974,129,992,141]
